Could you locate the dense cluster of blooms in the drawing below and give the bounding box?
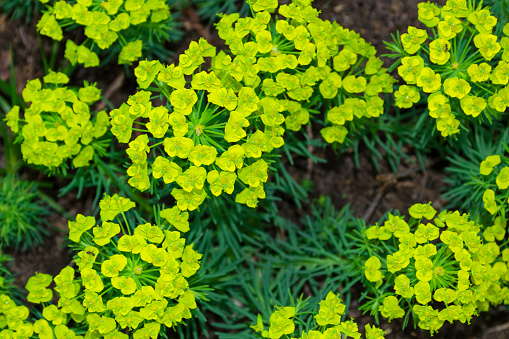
[391,0,509,137]
[112,0,393,219]
[7,0,509,336]
[0,194,202,337]
[251,291,386,339]
[362,202,509,334]
[5,73,109,169]
[37,0,173,65]
[214,0,395,143]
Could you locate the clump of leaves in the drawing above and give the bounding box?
[0,251,23,303]
[384,0,509,138]
[442,124,509,222]
[359,201,509,335]
[192,0,251,24]
[37,0,183,66]
[0,174,49,250]
[0,0,42,23]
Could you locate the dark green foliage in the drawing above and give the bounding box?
[276,135,325,208]
[57,145,152,216]
[179,196,370,338]
[442,124,509,223]
[0,0,42,23]
[334,94,441,173]
[0,251,23,303]
[0,48,23,175]
[192,0,251,24]
[0,175,50,250]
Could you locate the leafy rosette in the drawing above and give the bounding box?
[387,0,509,137]
[0,194,202,337]
[360,202,509,335]
[110,39,272,214]
[215,0,394,144]
[110,0,394,221]
[37,0,176,65]
[251,291,386,339]
[5,74,109,170]
[61,194,202,335]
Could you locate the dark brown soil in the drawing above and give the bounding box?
[1,0,509,338]
[312,0,446,52]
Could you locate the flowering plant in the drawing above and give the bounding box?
[4,74,109,170]
[386,0,509,137]
[0,193,203,337]
[251,292,386,339]
[111,0,394,223]
[469,150,509,227]
[214,0,395,144]
[360,201,508,334]
[37,0,179,65]
[8,0,509,337]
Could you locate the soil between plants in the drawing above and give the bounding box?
[1,0,509,338]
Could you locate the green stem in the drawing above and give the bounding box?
[36,33,49,74]
[471,81,495,95]
[0,121,20,175]
[149,141,164,149]
[49,40,60,72]
[155,81,172,100]
[121,212,132,236]
[95,157,152,214]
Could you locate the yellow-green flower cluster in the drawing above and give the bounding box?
[251,291,386,339]
[0,294,39,338]
[0,194,202,337]
[111,44,271,212]
[37,0,172,65]
[4,74,109,169]
[111,0,393,220]
[363,202,509,335]
[394,0,509,137]
[215,0,394,144]
[67,194,201,332]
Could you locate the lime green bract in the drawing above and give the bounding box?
[111,0,393,225]
[388,0,509,138]
[0,193,203,337]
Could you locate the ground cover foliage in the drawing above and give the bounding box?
[1,0,509,338]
